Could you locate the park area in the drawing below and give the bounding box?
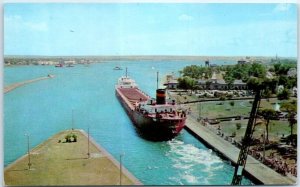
[171,91,297,179]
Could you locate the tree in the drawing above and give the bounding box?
[286,76,297,89]
[180,65,212,79]
[264,77,278,94]
[280,100,297,112]
[205,80,212,90]
[277,88,290,100]
[281,101,297,136]
[223,63,252,83]
[258,108,277,142]
[262,89,272,100]
[187,78,197,94]
[224,74,235,89]
[273,62,296,75]
[248,63,267,79]
[288,112,297,136]
[278,75,288,86]
[178,76,196,93]
[236,123,242,130]
[246,77,264,91]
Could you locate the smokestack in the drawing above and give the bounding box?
[156,89,166,105]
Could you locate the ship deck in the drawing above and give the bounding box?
[117,88,149,106]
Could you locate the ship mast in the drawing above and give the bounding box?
[125,67,128,78]
[156,71,159,89]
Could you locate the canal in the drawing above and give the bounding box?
[4,60,252,185]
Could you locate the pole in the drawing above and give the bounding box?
[157,71,159,89]
[125,67,127,78]
[72,109,74,130]
[263,130,266,162]
[120,154,122,185]
[25,134,31,170]
[199,104,201,120]
[87,127,90,158]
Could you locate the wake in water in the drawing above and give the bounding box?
[166,139,224,185]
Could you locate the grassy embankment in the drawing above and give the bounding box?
[4,130,137,186]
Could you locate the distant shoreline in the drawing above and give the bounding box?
[4,55,297,59]
[4,55,296,66]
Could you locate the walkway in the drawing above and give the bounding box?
[185,117,296,185]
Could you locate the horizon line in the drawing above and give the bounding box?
[4,54,297,58]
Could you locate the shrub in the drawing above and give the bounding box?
[232,131,236,137]
[65,134,71,142]
[65,133,78,143]
[227,94,233,99]
[219,96,226,101]
[277,88,290,100]
[236,123,242,130]
[73,134,77,142]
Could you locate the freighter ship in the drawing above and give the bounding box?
[115,70,186,141]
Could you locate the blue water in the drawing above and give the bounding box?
[4,60,252,185]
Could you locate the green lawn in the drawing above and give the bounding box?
[216,119,297,143]
[259,98,297,110]
[198,100,252,119]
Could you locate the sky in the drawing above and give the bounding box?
[4,3,298,57]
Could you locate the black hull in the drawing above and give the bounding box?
[115,89,185,141]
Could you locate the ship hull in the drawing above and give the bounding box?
[116,88,185,141]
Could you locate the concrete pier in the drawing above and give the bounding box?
[185,117,296,185]
[4,75,53,94]
[4,129,141,185]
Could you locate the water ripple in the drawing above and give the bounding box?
[166,139,224,184]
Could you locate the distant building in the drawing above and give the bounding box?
[205,59,210,67]
[38,61,58,65]
[198,72,247,90]
[64,60,76,64]
[166,72,248,90]
[237,59,247,65]
[164,74,179,89]
[165,79,179,89]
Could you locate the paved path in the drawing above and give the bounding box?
[185,117,296,185]
[4,129,141,185]
[4,75,53,94]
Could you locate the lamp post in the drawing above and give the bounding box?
[87,127,90,158]
[72,109,74,130]
[25,134,31,170]
[119,153,125,185]
[199,104,201,120]
[263,130,266,162]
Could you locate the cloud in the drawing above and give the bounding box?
[274,3,291,12]
[178,14,193,21]
[5,15,48,32]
